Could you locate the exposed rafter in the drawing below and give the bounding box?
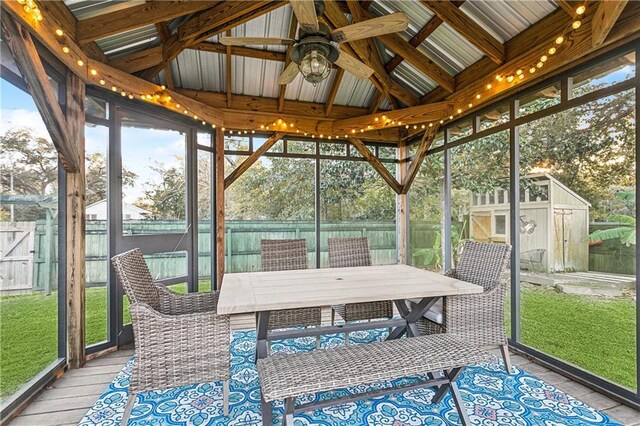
[155,22,174,90]
[140,1,286,80]
[76,1,214,44]
[278,15,298,113]
[420,0,505,64]
[226,30,232,108]
[384,1,464,74]
[358,7,455,92]
[325,68,345,117]
[592,0,629,47]
[190,42,286,62]
[323,0,418,107]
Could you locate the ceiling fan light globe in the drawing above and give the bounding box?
[299,49,331,85]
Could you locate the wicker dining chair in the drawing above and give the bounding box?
[112,249,230,425]
[260,239,322,351]
[328,237,393,344]
[414,241,513,373]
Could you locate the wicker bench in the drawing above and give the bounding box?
[257,333,491,425]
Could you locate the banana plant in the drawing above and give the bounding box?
[587,191,635,246]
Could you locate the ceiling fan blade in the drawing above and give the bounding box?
[290,0,319,33]
[334,51,374,80]
[331,12,409,43]
[278,62,300,85]
[219,37,295,47]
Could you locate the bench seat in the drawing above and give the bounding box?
[257,333,491,425]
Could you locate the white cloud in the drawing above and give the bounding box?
[0,107,49,139]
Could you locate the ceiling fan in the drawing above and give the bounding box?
[219,0,409,86]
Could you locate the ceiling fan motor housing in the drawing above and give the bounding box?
[290,36,339,65]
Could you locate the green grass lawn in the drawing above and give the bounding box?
[0,284,636,398]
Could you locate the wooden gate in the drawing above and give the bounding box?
[471,212,492,242]
[0,222,35,295]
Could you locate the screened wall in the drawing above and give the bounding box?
[0,44,67,416]
[224,135,398,272]
[408,42,639,405]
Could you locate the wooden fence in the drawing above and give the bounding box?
[2,219,634,295]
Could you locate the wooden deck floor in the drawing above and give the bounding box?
[8,348,640,425]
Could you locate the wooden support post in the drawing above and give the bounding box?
[396,141,408,264]
[401,127,439,194]
[215,127,225,289]
[65,71,86,369]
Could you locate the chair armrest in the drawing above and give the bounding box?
[129,303,230,390]
[155,284,219,315]
[443,279,508,346]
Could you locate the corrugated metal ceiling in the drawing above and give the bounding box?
[63,0,559,109]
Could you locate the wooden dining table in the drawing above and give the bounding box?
[217,264,483,361]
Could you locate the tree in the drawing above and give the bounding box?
[0,129,138,220]
[85,152,137,205]
[137,158,186,220]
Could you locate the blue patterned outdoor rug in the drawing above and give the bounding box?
[80,329,621,425]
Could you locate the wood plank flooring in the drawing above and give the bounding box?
[8,347,639,425]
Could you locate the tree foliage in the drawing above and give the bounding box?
[0,129,137,221]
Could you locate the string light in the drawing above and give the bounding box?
[111,86,117,92]
[555,36,564,45]
[548,47,557,55]
[540,55,548,62]
[62,46,70,54]
[486,83,492,89]
[90,69,97,76]
[99,79,105,85]
[55,29,64,37]
[572,20,581,30]
[576,5,585,15]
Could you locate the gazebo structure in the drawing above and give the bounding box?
[0,0,639,424]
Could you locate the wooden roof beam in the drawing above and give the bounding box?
[191,42,286,62]
[331,101,450,135]
[432,2,640,120]
[592,0,629,47]
[325,68,345,117]
[323,0,418,107]
[420,0,505,64]
[140,1,286,81]
[385,1,464,74]
[346,6,454,92]
[76,1,214,44]
[156,22,174,90]
[278,15,298,113]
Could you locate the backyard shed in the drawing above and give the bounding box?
[470,173,591,272]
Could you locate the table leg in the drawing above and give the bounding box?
[255,311,270,363]
[388,297,439,340]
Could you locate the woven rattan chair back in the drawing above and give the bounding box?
[455,241,511,290]
[261,239,308,271]
[111,248,160,310]
[328,237,372,268]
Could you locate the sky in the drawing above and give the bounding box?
[1,78,186,203]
